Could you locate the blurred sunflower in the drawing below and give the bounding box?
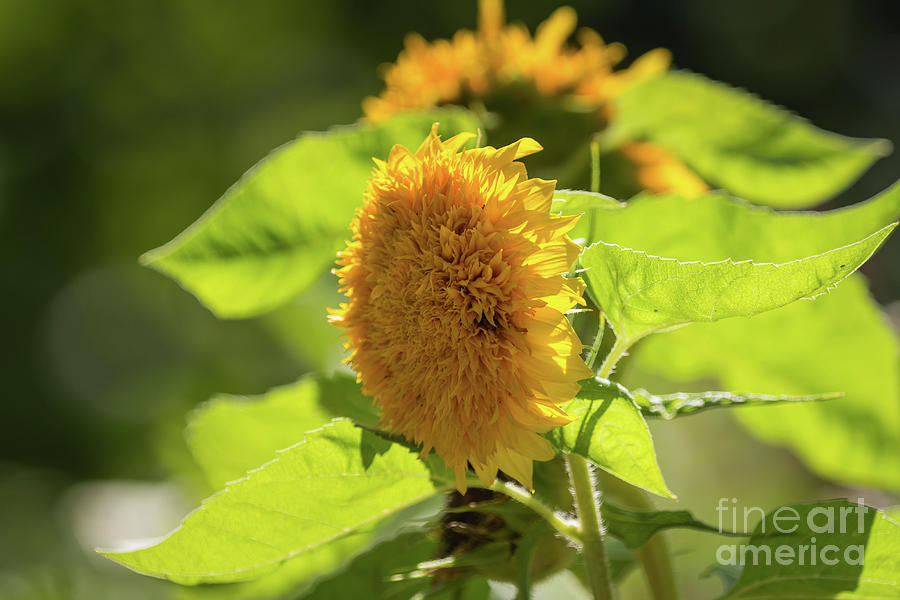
[363,0,706,197]
[330,125,592,492]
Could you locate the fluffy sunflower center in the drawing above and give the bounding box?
[361,174,534,436]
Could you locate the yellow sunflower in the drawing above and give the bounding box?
[330,124,592,492]
[621,141,709,197]
[362,0,670,122]
[362,0,706,198]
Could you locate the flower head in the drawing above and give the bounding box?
[362,0,670,123]
[331,124,592,492]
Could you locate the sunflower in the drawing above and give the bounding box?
[362,0,706,197]
[362,0,669,122]
[620,141,709,197]
[330,124,592,492]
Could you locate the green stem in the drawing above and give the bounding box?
[566,453,614,600]
[486,479,582,544]
[584,312,606,370]
[600,473,681,600]
[596,337,630,379]
[637,528,680,600]
[594,336,680,600]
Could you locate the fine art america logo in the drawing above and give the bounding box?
[715,498,869,566]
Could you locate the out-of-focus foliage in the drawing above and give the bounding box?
[611,72,890,208]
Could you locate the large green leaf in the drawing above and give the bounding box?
[573,188,900,491]
[580,223,893,344]
[717,500,900,599]
[142,109,482,318]
[638,279,900,491]
[179,497,445,600]
[102,419,447,584]
[547,379,673,498]
[186,375,378,489]
[558,184,900,252]
[612,71,890,208]
[179,529,377,600]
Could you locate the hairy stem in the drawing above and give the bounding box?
[596,337,630,379]
[567,453,614,600]
[600,473,681,600]
[593,334,680,600]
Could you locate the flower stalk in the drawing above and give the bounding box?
[567,453,615,600]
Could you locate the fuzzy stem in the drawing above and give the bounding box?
[594,336,681,600]
[596,337,630,379]
[567,454,615,600]
[600,473,681,600]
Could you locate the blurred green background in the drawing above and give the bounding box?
[2,0,898,598]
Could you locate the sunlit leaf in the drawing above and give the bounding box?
[186,375,378,489]
[581,223,893,344]
[142,109,482,318]
[717,500,900,599]
[613,71,890,208]
[180,530,376,600]
[637,279,900,491]
[180,498,445,600]
[551,190,623,245]
[102,419,447,584]
[577,188,900,491]
[575,185,900,253]
[547,379,673,498]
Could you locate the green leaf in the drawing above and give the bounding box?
[179,530,378,600]
[613,71,890,208]
[102,419,447,584]
[515,522,551,600]
[704,564,743,596]
[547,379,673,498]
[575,184,900,255]
[142,109,482,318]
[187,375,379,489]
[299,532,438,600]
[179,498,445,600]
[602,502,743,549]
[580,222,894,344]
[633,389,840,420]
[637,278,900,491]
[717,500,900,599]
[552,190,624,247]
[568,185,900,490]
